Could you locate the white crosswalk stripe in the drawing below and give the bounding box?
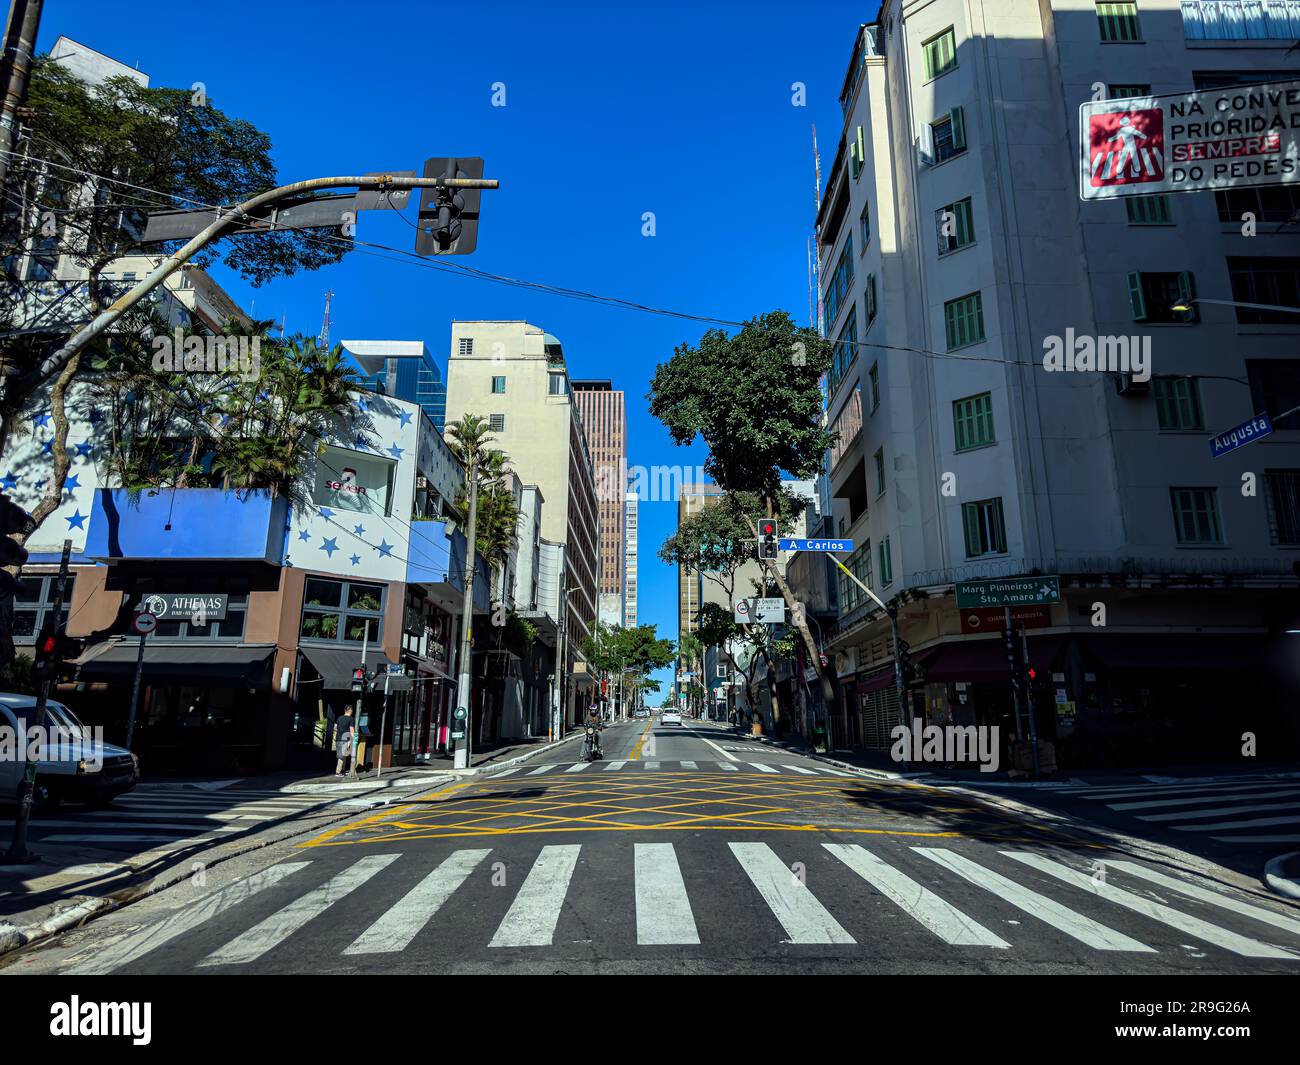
[563,762,591,773]
[489,845,582,947]
[490,768,525,778]
[604,760,627,770]
[198,854,399,966]
[781,765,817,775]
[1140,801,1300,823]
[635,843,700,945]
[679,760,698,769]
[1173,814,1300,833]
[1108,788,1300,812]
[716,762,738,771]
[730,842,855,944]
[747,762,779,774]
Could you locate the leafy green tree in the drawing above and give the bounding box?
[649,310,837,713]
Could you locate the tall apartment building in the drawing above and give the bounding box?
[812,4,1300,760]
[443,322,601,723]
[342,340,448,431]
[676,482,726,639]
[623,491,639,626]
[571,380,628,622]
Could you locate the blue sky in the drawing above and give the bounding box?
[42,0,879,698]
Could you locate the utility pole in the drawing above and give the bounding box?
[552,581,570,743]
[0,0,42,191]
[453,449,479,770]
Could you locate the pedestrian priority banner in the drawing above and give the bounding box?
[1079,79,1300,200]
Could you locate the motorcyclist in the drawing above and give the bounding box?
[585,706,603,758]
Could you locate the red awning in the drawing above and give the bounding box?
[856,665,896,694]
[917,638,1009,682]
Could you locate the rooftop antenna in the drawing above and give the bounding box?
[317,289,334,350]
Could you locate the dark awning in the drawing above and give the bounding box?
[1077,634,1265,671]
[297,645,403,690]
[856,665,897,694]
[74,641,276,687]
[918,638,1012,683]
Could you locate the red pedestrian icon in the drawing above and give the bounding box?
[1089,108,1164,187]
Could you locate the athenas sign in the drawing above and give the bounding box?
[136,593,228,621]
[1079,78,1300,200]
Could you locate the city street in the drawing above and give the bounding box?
[6,715,1299,977]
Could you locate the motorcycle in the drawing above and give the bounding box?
[582,725,603,762]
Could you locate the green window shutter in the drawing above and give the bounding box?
[991,498,1006,552]
[953,399,969,451]
[962,503,979,556]
[1126,272,1148,321]
[950,107,966,152]
[977,393,994,443]
[956,198,974,245]
[1177,271,1198,321]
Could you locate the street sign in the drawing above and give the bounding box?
[454,707,467,720]
[734,597,785,624]
[1209,411,1273,457]
[779,538,854,552]
[955,576,1060,609]
[131,612,157,636]
[385,663,405,675]
[960,605,1052,634]
[1079,79,1300,200]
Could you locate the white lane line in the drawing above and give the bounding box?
[489,845,582,947]
[715,762,738,772]
[729,842,854,945]
[679,761,698,770]
[1108,788,1300,812]
[1104,860,1300,939]
[825,844,1008,947]
[1141,802,1300,823]
[782,765,818,776]
[563,762,591,773]
[635,843,700,945]
[69,862,312,975]
[699,736,740,763]
[1174,815,1300,832]
[917,849,1153,952]
[604,760,627,771]
[344,849,491,955]
[1005,852,1298,960]
[747,763,779,774]
[526,765,554,776]
[198,854,400,967]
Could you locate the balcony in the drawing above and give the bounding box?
[1181,1,1300,40]
[84,488,288,563]
[830,388,864,471]
[406,519,490,611]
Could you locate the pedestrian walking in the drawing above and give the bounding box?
[335,705,356,777]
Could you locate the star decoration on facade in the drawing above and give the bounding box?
[41,440,53,455]
[32,410,51,429]
[320,536,339,557]
[397,410,413,428]
[298,529,311,542]
[75,441,93,458]
[353,524,366,536]
[66,509,87,530]
[376,539,394,558]
[387,443,405,460]
[319,507,335,520]
[350,554,361,566]
[0,472,17,492]
[64,473,81,492]
[356,434,373,451]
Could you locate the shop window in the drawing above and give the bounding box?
[301,577,385,643]
[11,575,74,642]
[314,444,396,517]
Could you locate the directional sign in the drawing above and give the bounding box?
[735,597,786,624]
[955,576,1061,609]
[131,612,157,636]
[1209,411,1273,458]
[780,538,855,552]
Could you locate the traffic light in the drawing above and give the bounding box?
[897,639,915,683]
[415,157,483,256]
[0,495,31,667]
[350,667,368,695]
[758,519,779,560]
[31,625,58,684]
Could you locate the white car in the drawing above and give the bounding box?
[661,710,682,725]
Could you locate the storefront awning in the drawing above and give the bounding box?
[918,638,1013,683]
[74,641,276,687]
[298,645,400,690]
[856,665,897,694]
[1076,633,1265,671]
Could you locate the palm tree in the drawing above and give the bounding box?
[445,413,521,597]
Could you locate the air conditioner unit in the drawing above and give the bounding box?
[1114,373,1149,396]
[416,476,428,489]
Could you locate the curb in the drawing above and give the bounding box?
[745,733,911,781]
[0,772,461,961]
[1264,851,1300,900]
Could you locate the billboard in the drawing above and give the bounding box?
[1079,79,1300,200]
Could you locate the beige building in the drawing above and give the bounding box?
[443,322,600,719]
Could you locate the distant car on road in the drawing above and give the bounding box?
[661,710,682,725]
[634,709,650,718]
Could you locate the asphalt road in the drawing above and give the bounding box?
[6,716,1300,976]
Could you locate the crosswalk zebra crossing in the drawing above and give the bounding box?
[2,785,359,854]
[1053,776,1300,844]
[68,840,1300,973]
[492,760,855,778]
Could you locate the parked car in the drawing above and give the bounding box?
[0,693,139,808]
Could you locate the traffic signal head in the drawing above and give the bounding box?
[350,667,366,694]
[759,519,779,560]
[0,494,31,570]
[416,157,483,256]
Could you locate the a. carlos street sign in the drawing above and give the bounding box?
[955,576,1061,609]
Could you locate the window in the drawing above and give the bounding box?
[859,202,871,248]
[1265,470,1300,546]
[849,126,865,179]
[1152,377,1204,431]
[865,273,877,323]
[458,337,474,356]
[1184,3,1300,41]
[868,362,880,411]
[1194,70,1295,92]
[936,197,975,253]
[1109,84,1150,99]
[1125,195,1171,225]
[953,392,995,451]
[10,575,75,642]
[962,498,1007,557]
[1215,186,1300,226]
[490,414,505,432]
[922,27,957,80]
[314,445,396,517]
[1227,257,1300,324]
[1247,360,1300,431]
[874,447,886,495]
[1170,488,1223,545]
[491,375,506,394]
[548,372,568,396]
[1097,1,1142,42]
[301,577,385,643]
[878,536,893,587]
[930,108,967,164]
[824,236,855,327]
[828,309,858,398]
[944,291,985,349]
[838,543,873,615]
[1126,271,1197,323]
